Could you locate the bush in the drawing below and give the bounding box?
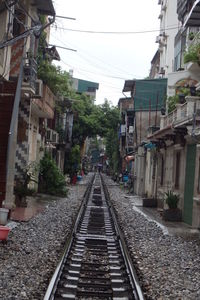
[39,153,68,196]
[165,191,179,209]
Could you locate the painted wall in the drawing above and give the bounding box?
[158,0,180,76]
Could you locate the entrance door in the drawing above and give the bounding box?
[183,144,196,225]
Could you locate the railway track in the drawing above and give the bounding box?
[44,173,144,300]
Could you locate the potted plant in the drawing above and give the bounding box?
[163,191,182,222]
[14,183,35,207]
[188,32,195,41]
[14,163,38,207]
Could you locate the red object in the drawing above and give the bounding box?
[72,175,77,184]
[0,226,10,240]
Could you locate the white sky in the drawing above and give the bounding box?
[50,0,160,106]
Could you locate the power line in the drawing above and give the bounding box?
[51,33,138,78]
[53,25,179,35]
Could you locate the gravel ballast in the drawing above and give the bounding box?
[0,181,89,300]
[1,173,200,300]
[105,176,200,300]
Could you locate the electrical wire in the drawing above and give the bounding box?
[52,25,179,35]
[4,0,28,30]
[51,33,137,78]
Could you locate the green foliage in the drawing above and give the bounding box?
[184,43,200,64]
[167,87,190,113]
[37,62,71,96]
[39,153,67,196]
[165,191,179,209]
[105,129,120,172]
[167,95,179,113]
[14,185,35,197]
[64,145,81,176]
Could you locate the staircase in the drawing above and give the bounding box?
[0,81,17,206]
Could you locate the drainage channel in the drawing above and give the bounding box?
[44,174,144,300]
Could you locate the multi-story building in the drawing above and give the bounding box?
[0,0,56,208]
[118,96,134,172]
[145,0,200,227]
[121,78,167,196]
[72,78,99,101]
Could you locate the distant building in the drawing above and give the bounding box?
[72,78,99,100]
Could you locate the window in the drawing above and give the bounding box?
[175,152,181,189]
[87,87,96,92]
[174,30,186,71]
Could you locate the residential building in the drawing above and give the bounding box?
[157,0,180,77]
[122,78,167,196]
[149,50,160,79]
[0,0,56,207]
[144,0,200,227]
[72,78,99,101]
[118,96,134,172]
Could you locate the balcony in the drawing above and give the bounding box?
[183,0,200,27]
[148,96,200,140]
[31,84,55,119]
[160,96,200,129]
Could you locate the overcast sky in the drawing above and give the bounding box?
[50,0,160,106]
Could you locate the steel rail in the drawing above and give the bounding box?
[44,175,95,300]
[44,173,144,300]
[101,174,144,300]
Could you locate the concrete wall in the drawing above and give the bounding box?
[192,145,200,228]
[159,0,179,76]
[0,9,12,80]
[135,111,161,145]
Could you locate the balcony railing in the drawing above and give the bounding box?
[160,96,200,129]
[23,56,37,92]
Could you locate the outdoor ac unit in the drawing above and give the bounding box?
[155,36,160,43]
[159,67,165,74]
[121,124,126,135]
[35,80,43,98]
[52,131,59,143]
[46,128,53,141]
[129,126,134,133]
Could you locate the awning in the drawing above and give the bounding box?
[183,0,200,27]
[123,80,136,93]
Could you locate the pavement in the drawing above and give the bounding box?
[123,194,200,238]
[4,176,200,238]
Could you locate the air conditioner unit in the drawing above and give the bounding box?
[46,128,53,141]
[160,36,167,46]
[129,126,134,133]
[159,67,165,75]
[35,80,43,98]
[155,36,160,43]
[121,124,126,136]
[52,131,59,143]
